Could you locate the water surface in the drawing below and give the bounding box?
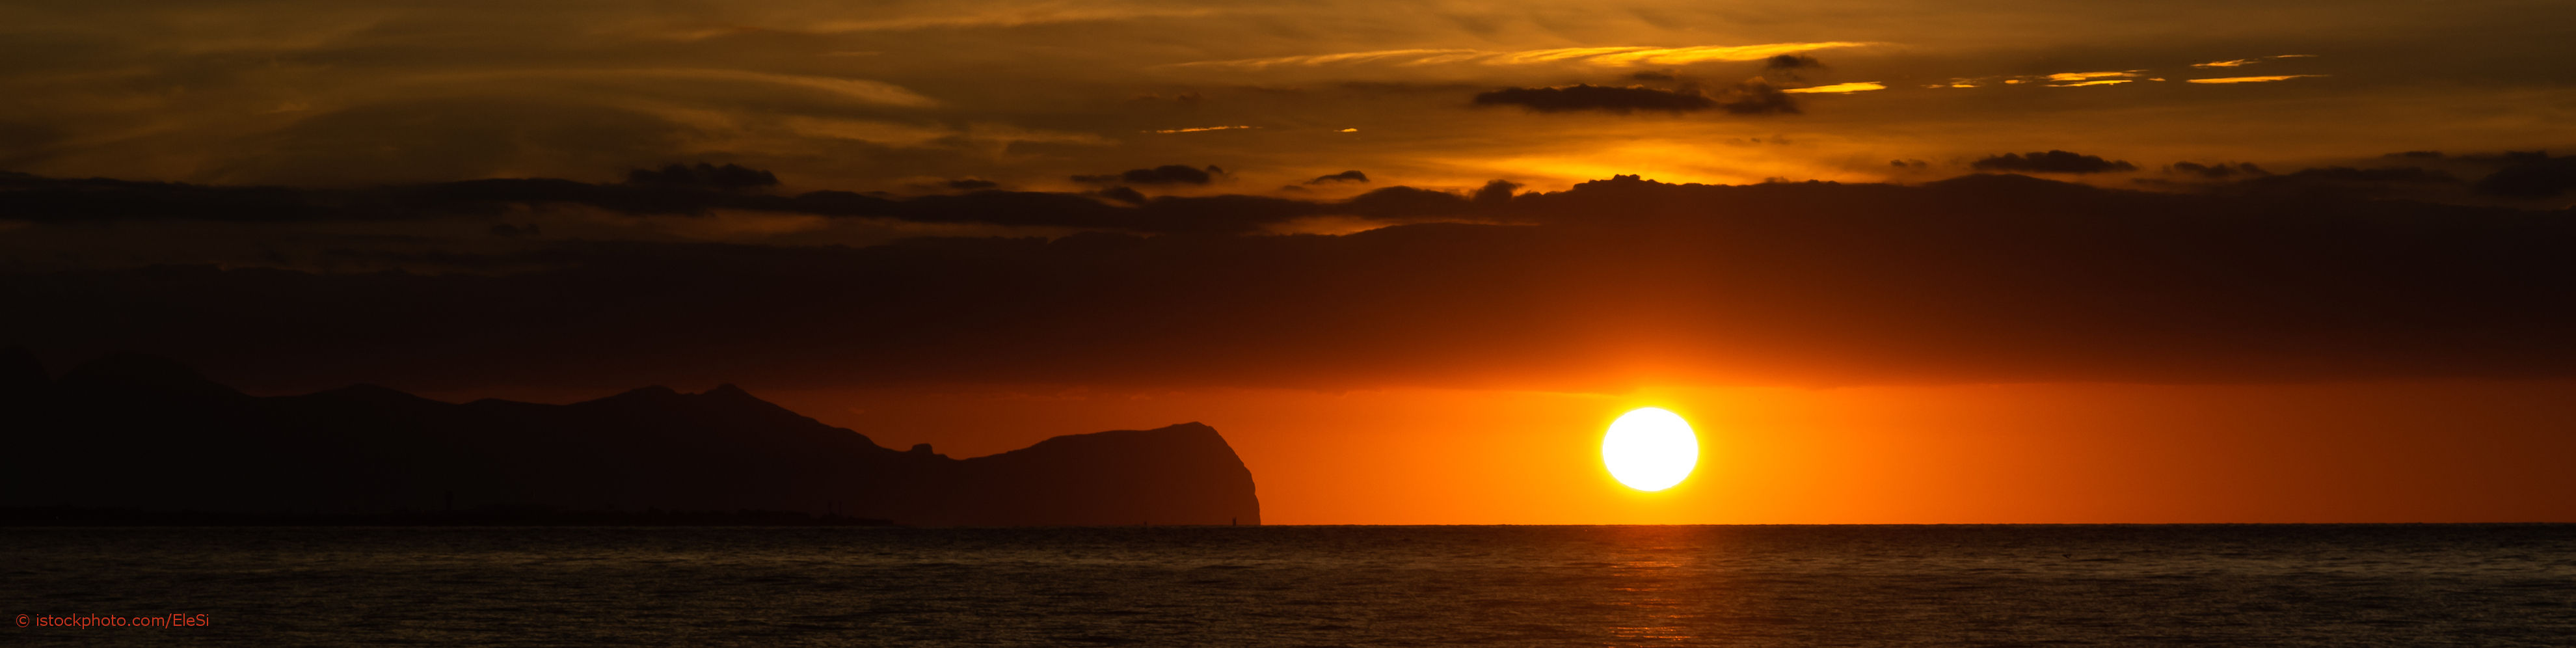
[5,525,2570,646]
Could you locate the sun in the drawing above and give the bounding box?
[1602,407,1699,491]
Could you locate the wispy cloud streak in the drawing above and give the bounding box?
[2187,75,2327,84]
[1168,42,1875,69]
[1782,81,1885,94]
[2192,54,2316,68]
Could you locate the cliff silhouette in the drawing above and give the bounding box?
[0,349,1259,526]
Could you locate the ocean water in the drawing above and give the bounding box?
[4,524,2570,646]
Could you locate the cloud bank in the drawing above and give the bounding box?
[6,171,2569,394]
[1972,150,2139,174]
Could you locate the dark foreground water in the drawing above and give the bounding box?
[4,525,2571,646]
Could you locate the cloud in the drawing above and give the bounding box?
[2471,152,2576,198]
[1340,185,1475,218]
[1092,186,1147,204]
[904,177,1004,193]
[2181,166,2462,199]
[632,70,938,107]
[2264,167,2458,183]
[796,5,1232,33]
[2192,55,2317,68]
[2188,75,2327,84]
[31,152,2542,256]
[0,171,327,224]
[1168,42,1873,70]
[421,69,940,107]
[1472,85,1716,113]
[1073,165,1226,185]
[1472,79,1801,115]
[2013,71,2149,87]
[1970,150,2138,174]
[626,163,779,191]
[1713,79,1801,115]
[1129,92,1204,106]
[2046,71,2143,83]
[1170,48,1479,69]
[1782,82,1885,94]
[8,172,2571,393]
[1146,126,1255,133]
[775,117,958,147]
[0,169,1306,234]
[2167,162,2268,178]
[1765,55,1823,71]
[1528,43,1875,66]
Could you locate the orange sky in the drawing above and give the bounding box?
[729,380,2576,524]
[6,0,2571,193]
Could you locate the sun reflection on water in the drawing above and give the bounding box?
[1600,532,1703,644]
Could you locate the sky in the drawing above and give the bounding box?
[4,0,2574,522]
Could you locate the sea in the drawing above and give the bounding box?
[5,524,2570,646]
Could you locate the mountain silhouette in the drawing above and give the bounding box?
[0,350,1259,526]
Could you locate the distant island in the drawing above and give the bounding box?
[0,349,1260,526]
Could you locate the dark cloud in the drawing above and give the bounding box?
[1713,79,1800,115]
[1306,170,1370,184]
[904,178,1004,194]
[2270,167,2456,183]
[2469,151,2576,198]
[1764,55,1823,71]
[1628,70,1679,81]
[625,163,779,191]
[0,171,1293,234]
[1073,165,1226,185]
[8,173,2569,394]
[1093,186,1147,204]
[2328,151,2576,200]
[1129,92,1203,106]
[1473,80,1799,116]
[0,170,331,223]
[2135,163,2473,202]
[2168,161,2269,178]
[2223,166,2460,198]
[1473,180,1521,204]
[1131,195,1321,231]
[1471,85,1717,113]
[1890,159,1928,170]
[1342,185,1474,218]
[1972,150,2138,174]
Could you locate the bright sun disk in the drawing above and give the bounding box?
[1602,407,1698,491]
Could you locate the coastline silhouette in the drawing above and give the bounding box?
[0,349,1260,526]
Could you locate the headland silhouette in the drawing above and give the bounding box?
[0,349,1260,526]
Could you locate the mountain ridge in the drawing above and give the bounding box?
[0,351,1260,526]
